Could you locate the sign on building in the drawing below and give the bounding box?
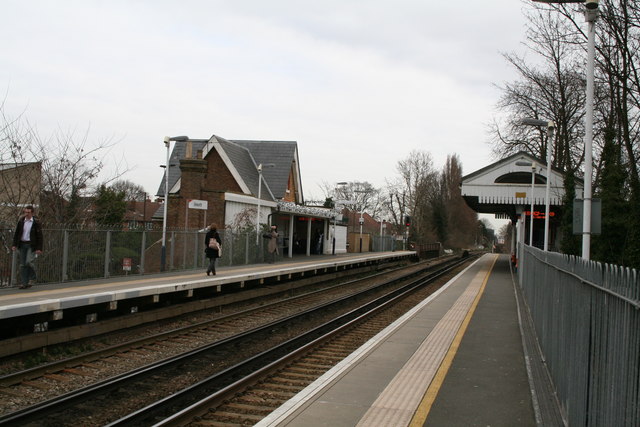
[188,199,208,210]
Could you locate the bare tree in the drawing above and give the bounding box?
[0,100,42,223]
[440,154,478,248]
[491,1,640,266]
[111,179,147,202]
[490,7,587,174]
[319,180,384,222]
[395,150,439,243]
[37,127,126,225]
[0,100,128,225]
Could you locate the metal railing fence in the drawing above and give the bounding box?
[0,226,283,287]
[519,244,639,426]
[371,235,400,252]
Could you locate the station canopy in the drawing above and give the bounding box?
[460,151,583,221]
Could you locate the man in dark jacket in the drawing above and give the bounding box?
[11,205,43,289]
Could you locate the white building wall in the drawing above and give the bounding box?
[224,201,273,228]
[461,154,584,207]
[324,224,347,254]
[224,192,278,229]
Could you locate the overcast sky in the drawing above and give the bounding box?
[1,1,533,217]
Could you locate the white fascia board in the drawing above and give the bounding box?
[170,177,181,194]
[204,136,252,195]
[216,141,251,195]
[292,147,303,203]
[225,192,278,208]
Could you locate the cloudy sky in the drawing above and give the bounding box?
[1,0,532,208]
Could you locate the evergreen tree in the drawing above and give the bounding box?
[94,184,127,226]
[559,170,580,256]
[592,127,628,264]
[624,194,640,269]
[430,180,447,244]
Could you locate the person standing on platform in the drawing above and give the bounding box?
[11,205,43,289]
[205,223,222,276]
[267,225,278,263]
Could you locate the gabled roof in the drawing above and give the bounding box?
[155,140,208,197]
[462,151,575,183]
[156,135,300,204]
[461,151,583,217]
[206,135,275,201]
[234,140,300,201]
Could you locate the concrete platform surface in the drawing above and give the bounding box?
[256,254,538,427]
[0,251,415,319]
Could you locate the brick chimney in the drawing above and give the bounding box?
[176,157,207,229]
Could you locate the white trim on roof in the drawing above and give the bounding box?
[169,177,181,194]
[461,152,582,207]
[292,147,303,203]
[211,136,251,195]
[225,192,278,208]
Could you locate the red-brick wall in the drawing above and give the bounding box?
[168,146,245,230]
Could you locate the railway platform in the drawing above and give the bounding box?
[0,251,416,355]
[257,253,563,427]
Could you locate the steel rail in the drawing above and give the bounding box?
[110,257,471,426]
[0,257,428,388]
[0,257,463,425]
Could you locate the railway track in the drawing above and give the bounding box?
[115,256,472,427]
[0,255,472,426]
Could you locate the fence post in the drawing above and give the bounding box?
[170,231,175,271]
[193,231,199,269]
[182,230,188,269]
[140,230,146,275]
[62,230,69,281]
[245,232,250,265]
[104,230,111,278]
[10,250,17,287]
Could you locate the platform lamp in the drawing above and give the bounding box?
[255,163,275,245]
[531,0,598,258]
[521,119,556,251]
[516,160,537,247]
[161,135,189,272]
[354,189,368,252]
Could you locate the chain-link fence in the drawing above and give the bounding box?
[0,226,285,287]
[371,235,402,252]
[0,225,407,288]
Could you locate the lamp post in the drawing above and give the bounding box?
[255,163,275,245]
[516,160,537,246]
[359,211,364,252]
[161,135,189,272]
[521,119,556,250]
[531,0,599,257]
[333,182,348,255]
[353,189,367,253]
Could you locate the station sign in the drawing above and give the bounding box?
[188,199,208,210]
[572,198,602,235]
[524,210,556,219]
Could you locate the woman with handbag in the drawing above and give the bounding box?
[205,223,222,276]
[266,225,278,263]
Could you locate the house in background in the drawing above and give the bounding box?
[340,209,397,253]
[0,162,41,225]
[124,199,162,230]
[156,135,343,257]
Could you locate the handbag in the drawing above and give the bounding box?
[209,238,221,252]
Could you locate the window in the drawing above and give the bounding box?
[495,172,546,185]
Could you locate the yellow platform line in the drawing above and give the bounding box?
[408,254,498,426]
